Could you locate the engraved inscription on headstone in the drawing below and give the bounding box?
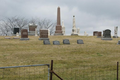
[63,39,70,44]
[43,40,50,45]
[77,39,84,44]
[20,29,29,40]
[53,41,60,45]
[39,29,49,40]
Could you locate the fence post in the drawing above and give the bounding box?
[117,62,119,80]
[50,60,53,80]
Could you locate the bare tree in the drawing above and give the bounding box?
[0,16,28,35]
[37,19,56,35]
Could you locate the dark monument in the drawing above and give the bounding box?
[20,29,29,40]
[13,28,19,34]
[39,29,49,40]
[54,7,63,35]
[93,31,98,36]
[77,39,84,44]
[53,40,60,45]
[101,29,112,40]
[28,24,37,36]
[43,40,50,45]
[63,39,70,44]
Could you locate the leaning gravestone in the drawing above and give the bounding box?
[63,39,70,44]
[117,40,120,45]
[53,40,60,45]
[39,29,49,40]
[101,29,112,40]
[43,40,50,45]
[77,39,84,44]
[20,29,29,40]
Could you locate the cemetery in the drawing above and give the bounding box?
[0,6,120,80]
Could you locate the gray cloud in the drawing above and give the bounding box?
[0,0,120,36]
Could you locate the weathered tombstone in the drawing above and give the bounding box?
[39,29,49,40]
[63,39,70,44]
[28,24,37,36]
[97,32,102,38]
[54,7,63,35]
[117,40,120,45]
[93,31,98,36]
[71,15,78,36]
[77,39,84,44]
[113,26,118,38]
[43,40,50,45]
[20,29,29,40]
[53,40,60,45]
[101,29,112,40]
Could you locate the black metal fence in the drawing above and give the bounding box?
[0,64,50,80]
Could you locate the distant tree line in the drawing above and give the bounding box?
[0,16,56,36]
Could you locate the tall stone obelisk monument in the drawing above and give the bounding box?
[54,7,63,35]
[71,15,78,36]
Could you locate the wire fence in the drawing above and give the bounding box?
[0,64,50,80]
[52,63,119,80]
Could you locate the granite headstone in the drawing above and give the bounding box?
[20,29,29,40]
[63,39,70,44]
[43,40,50,45]
[77,39,84,44]
[101,29,112,40]
[53,40,60,45]
[39,29,49,40]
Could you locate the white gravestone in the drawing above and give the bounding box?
[48,29,50,36]
[16,32,19,36]
[71,15,78,36]
[62,21,65,35]
[77,28,80,35]
[113,26,118,38]
[35,28,38,36]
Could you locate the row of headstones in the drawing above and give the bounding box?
[43,39,84,45]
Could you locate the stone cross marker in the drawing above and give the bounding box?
[20,29,29,40]
[113,26,118,38]
[101,29,112,40]
[39,29,49,40]
[54,7,63,35]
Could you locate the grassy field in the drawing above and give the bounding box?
[0,35,120,80]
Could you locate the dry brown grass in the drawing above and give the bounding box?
[0,36,119,68]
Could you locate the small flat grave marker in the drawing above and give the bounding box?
[53,41,60,45]
[63,39,70,44]
[43,40,50,45]
[77,39,84,44]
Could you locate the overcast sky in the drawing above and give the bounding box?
[0,0,120,36]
